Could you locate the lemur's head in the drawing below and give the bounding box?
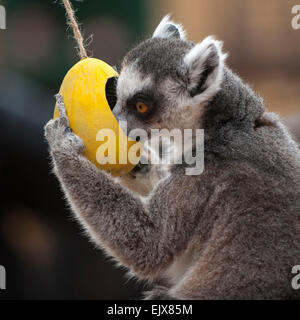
[112,15,227,139]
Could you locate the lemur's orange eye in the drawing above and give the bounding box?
[136,102,148,114]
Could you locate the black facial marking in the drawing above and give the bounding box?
[105,77,118,110]
[126,90,157,119]
[131,161,151,174]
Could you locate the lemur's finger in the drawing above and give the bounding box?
[55,94,67,117]
[44,119,56,140]
[55,94,69,127]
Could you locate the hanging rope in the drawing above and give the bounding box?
[62,0,88,59]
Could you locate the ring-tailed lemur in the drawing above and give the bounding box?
[45,16,300,299]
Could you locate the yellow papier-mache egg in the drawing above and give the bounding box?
[54,58,142,175]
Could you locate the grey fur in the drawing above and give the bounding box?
[45,18,300,299]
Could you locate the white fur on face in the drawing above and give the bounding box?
[117,64,152,103]
[152,14,186,40]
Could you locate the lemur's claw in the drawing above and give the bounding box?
[54,93,62,102]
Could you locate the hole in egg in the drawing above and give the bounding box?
[105,76,118,111]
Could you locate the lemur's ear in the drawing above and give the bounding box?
[183,36,227,100]
[152,15,186,40]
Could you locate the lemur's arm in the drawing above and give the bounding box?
[45,95,199,277]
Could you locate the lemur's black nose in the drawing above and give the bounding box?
[131,161,150,174]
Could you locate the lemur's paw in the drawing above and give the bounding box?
[44,94,85,154]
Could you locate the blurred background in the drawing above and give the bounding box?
[0,0,299,299]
